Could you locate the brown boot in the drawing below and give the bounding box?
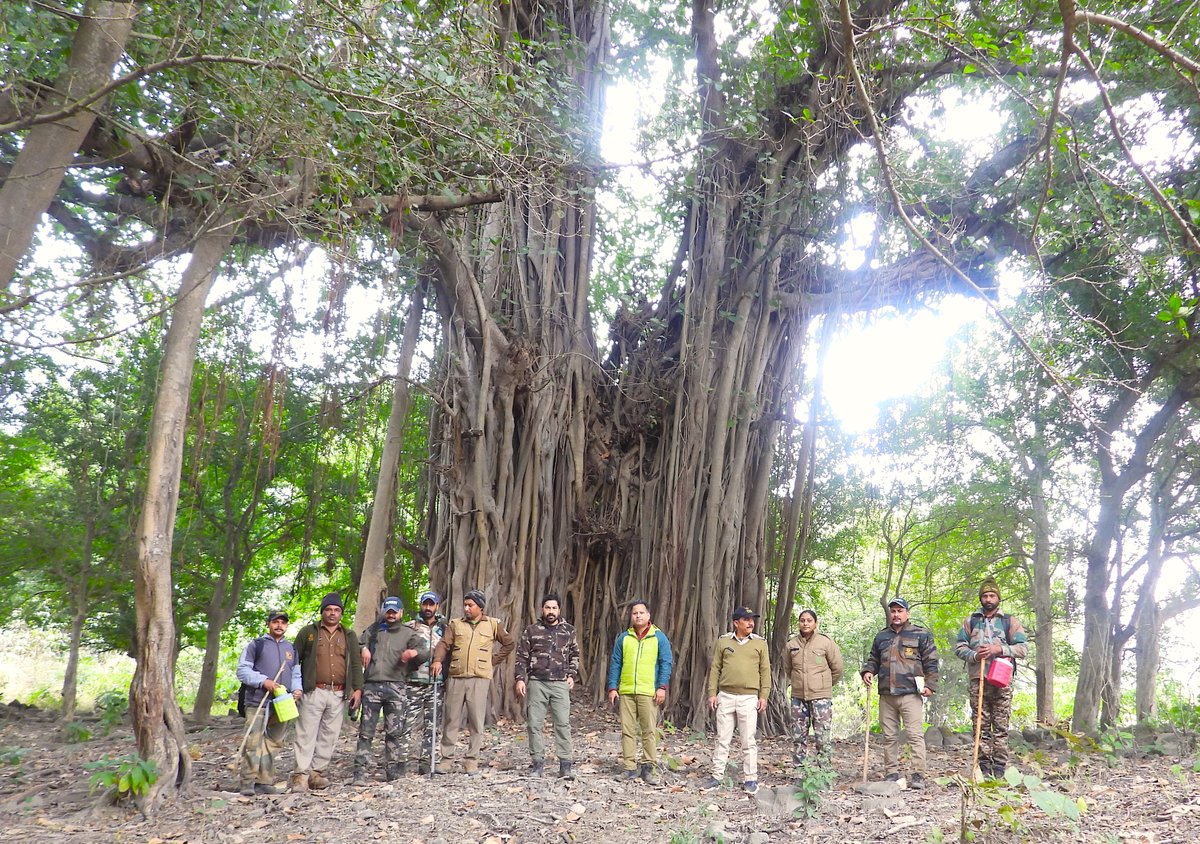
[435,758,453,774]
[463,758,479,775]
[308,770,330,789]
[289,772,309,792]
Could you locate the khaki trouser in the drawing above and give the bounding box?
[440,676,490,760]
[711,691,759,782]
[294,686,346,773]
[618,693,658,771]
[525,679,572,762]
[878,692,927,774]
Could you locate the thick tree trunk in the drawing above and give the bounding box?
[0,1,137,286]
[130,226,233,811]
[354,284,426,633]
[417,0,608,721]
[1075,553,1113,734]
[417,0,970,730]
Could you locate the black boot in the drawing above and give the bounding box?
[558,760,574,779]
[530,758,545,776]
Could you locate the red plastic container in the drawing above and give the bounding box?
[985,657,1014,688]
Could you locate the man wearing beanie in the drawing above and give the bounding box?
[431,589,514,774]
[291,592,364,791]
[954,577,1028,779]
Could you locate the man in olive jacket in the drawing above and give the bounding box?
[704,607,771,794]
[353,596,429,785]
[430,589,515,774]
[861,597,938,789]
[785,608,844,765]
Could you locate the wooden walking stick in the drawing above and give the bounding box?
[861,682,872,784]
[236,662,288,761]
[970,657,987,782]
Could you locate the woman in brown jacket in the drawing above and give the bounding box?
[785,609,844,765]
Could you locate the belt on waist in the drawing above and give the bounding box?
[315,682,345,691]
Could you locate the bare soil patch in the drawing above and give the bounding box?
[1,702,1196,843]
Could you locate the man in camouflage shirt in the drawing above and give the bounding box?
[861,598,938,789]
[352,597,429,785]
[402,590,446,774]
[514,593,580,778]
[954,577,1028,779]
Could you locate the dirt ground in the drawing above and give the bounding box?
[1,701,1197,843]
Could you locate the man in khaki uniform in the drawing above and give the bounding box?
[703,607,771,795]
[431,589,514,774]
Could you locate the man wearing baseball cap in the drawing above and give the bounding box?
[703,606,771,794]
[352,597,429,785]
[860,597,939,789]
[235,610,301,796]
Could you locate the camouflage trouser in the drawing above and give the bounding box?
[970,678,1013,768]
[354,681,407,776]
[402,682,442,771]
[791,697,833,762]
[240,704,288,787]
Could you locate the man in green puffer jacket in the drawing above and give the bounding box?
[607,600,673,784]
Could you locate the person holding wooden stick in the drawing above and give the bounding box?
[954,577,1028,780]
[235,610,301,796]
[860,598,938,790]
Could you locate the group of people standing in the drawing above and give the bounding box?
[234,577,1026,797]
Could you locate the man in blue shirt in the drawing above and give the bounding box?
[236,610,302,796]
